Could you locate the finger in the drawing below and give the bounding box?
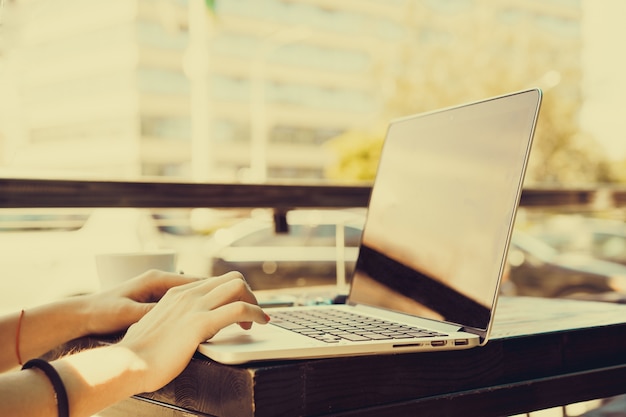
[201,276,259,310]
[238,314,271,330]
[125,271,203,302]
[204,301,269,340]
[165,271,248,297]
[200,277,263,333]
[202,271,251,293]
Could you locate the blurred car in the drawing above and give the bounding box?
[206,209,365,290]
[507,231,626,298]
[563,219,626,267]
[530,217,626,266]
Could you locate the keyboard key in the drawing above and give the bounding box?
[359,332,393,340]
[334,333,371,342]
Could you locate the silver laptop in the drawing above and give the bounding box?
[198,88,542,364]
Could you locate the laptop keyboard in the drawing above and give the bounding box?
[270,308,447,343]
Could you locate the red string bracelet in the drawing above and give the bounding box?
[15,309,25,365]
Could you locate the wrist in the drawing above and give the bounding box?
[45,293,114,338]
[51,296,93,340]
[54,345,149,416]
[65,294,98,337]
[22,359,69,417]
[17,297,91,363]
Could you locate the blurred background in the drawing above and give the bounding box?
[2,0,624,185]
[1,2,626,414]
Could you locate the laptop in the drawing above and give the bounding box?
[198,88,542,364]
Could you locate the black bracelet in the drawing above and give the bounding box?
[22,358,69,417]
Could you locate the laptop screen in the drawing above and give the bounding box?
[348,89,541,339]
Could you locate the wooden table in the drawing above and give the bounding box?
[95,296,626,417]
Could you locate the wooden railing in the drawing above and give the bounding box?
[0,178,370,209]
[2,178,626,213]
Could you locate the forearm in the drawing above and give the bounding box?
[0,297,89,372]
[57,345,147,416]
[0,345,147,417]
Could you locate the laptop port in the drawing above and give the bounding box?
[431,340,447,347]
[393,343,423,348]
[454,339,469,346]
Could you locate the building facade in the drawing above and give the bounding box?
[0,0,584,182]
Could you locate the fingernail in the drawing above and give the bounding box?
[264,313,271,322]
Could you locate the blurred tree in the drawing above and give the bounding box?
[325,129,385,181]
[607,159,626,183]
[205,0,216,12]
[326,2,614,185]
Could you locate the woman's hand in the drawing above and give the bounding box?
[0,271,268,417]
[116,271,269,393]
[1,270,202,372]
[79,269,202,337]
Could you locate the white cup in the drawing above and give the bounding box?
[95,250,177,290]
